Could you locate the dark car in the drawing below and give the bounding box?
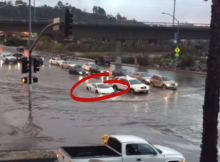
[32,55,44,64]
[112,69,132,78]
[69,65,88,75]
[90,66,109,74]
[95,56,111,65]
[13,53,24,62]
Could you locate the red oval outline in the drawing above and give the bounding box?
[70,72,130,102]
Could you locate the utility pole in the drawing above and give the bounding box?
[33,0,35,19]
[28,0,32,109]
[173,0,176,26]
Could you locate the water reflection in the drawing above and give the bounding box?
[17,62,21,70]
[0,60,3,67]
[8,65,11,71]
[78,76,83,80]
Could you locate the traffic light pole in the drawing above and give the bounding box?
[28,0,32,109]
[28,22,61,108]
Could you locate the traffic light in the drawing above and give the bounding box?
[21,57,29,74]
[33,76,38,83]
[33,58,40,73]
[21,77,28,83]
[64,7,73,37]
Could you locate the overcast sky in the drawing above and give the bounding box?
[22,0,211,24]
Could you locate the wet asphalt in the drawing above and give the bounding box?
[0,55,211,162]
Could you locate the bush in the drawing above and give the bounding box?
[159,58,172,66]
[178,55,195,67]
[122,57,134,64]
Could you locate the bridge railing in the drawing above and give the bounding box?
[0,17,210,27]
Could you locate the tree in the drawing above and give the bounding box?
[200,0,220,162]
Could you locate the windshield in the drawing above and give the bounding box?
[162,77,172,81]
[97,67,104,70]
[97,84,110,89]
[76,67,83,71]
[150,144,163,154]
[129,79,142,85]
[140,73,151,77]
[67,61,75,64]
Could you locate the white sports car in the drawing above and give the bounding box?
[86,83,114,94]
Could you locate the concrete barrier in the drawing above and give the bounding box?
[139,66,206,76]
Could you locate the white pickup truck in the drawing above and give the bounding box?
[57,135,185,162]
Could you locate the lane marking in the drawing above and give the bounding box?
[178,87,204,91]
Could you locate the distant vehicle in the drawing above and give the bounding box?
[0,52,17,63]
[13,53,24,62]
[49,57,64,66]
[112,76,149,94]
[95,56,111,65]
[32,55,44,64]
[61,60,77,69]
[90,66,109,74]
[112,69,132,78]
[86,83,114,94]
[130,72,152,85]
[69,65,88,75]
[57,134,185,162]
[150,75,178,90]
[83,62,97,71]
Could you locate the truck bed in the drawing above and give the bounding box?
[62,146,121,158]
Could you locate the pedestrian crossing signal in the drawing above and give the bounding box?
[21,77,28,83]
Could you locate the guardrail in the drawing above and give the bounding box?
[0,17,210,27]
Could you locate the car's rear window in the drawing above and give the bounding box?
[107,137,122,153]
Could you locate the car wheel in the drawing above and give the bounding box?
[150,82,154,87]
[5,59,9,64]
[162,84,167,89]
[130,89,135,94]
[86,87,89,91]
[96,90,99,94]
[113,85,118,91]
[61,65,63,68]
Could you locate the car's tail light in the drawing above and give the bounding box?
[57,150,59,157]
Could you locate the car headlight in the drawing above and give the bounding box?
[175,83,178,86]
[166,83,170,86]
[42,58,44,61]
[100,71,104,73]
[135,87,140,90]
[79,72,82,74]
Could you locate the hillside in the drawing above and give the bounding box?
[0,0,137,23]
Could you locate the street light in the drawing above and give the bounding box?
[162,12,179,43]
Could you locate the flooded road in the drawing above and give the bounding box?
[0,56,208,161]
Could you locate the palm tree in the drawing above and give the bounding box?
[200,0,220,162]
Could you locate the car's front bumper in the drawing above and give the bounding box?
[134,89,149,93]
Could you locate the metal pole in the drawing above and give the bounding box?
[29,22,60,53]
[34,0,35,19]
[173,0,176,26]
[177,20,179,44]
[28,0,32,109]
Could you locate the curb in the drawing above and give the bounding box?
[139,66,207,76]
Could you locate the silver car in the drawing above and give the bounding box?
[150,75,178,90]
[130,72,152,85]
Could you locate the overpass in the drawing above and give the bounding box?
[0,18,210,40]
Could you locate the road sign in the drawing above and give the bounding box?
[175,53,179,57]
[174,47,180,53]
[53,17,60,31]
[174,33,178,44]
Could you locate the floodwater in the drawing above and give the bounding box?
[0,56,211,161]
